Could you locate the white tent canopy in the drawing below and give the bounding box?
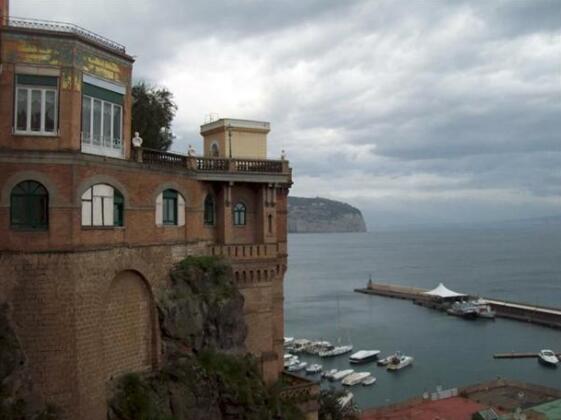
[424,283,467,298]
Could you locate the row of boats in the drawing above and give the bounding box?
[446,300,496,319]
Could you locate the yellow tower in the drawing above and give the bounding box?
[200,118,270,159]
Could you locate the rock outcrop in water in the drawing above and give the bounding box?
[288,196,367,233]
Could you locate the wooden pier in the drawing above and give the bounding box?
[355,283,561,330]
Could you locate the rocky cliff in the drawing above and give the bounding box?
[108,256,302,420]
[288,197,367,233]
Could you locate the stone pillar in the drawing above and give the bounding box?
[0,0,9,26]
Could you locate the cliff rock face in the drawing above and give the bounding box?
[108,257,301,420]
[288,196,367,233]
[0,304,58,419]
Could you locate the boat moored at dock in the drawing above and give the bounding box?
[362,376,377,386]
[319,344,354,358]
[306,364,323,374]
[342,372,372,386]
[331,369,354,381]
[387,352,414,371]
[538,349,559,367]
[349,350,381,364]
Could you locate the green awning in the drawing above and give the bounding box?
[83,83,124,105]
[16,74,58,87]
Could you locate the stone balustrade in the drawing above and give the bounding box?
[208,243,278,260]
[136,148,290,175]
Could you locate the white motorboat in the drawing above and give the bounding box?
[538,349,559,367]
[306,364,323,374]
[304,340,334,355]
[387,353,414,371]
[337,392,353,409]
[284,355,299,368]
[322,369,338,380]
[330,369,354,381]
[284,337,295,346]
[291,339,312,353]
[319,345,353,358]
[342,372,371,386]
[362,376,377,386]
[377,353,397,366]
[349,350,381,364]
[287,361,307,372]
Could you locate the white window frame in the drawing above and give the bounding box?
[81,184,117,227]
[81,95,123,158]
[14,85,58,136]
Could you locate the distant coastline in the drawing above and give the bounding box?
[288,196,367,233]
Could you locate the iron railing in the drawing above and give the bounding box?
[7,17,126,54]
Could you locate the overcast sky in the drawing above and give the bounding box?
[14,0,561,228]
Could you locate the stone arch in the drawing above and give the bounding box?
[0,170,60,207]
[151,182,190,206]
[102,270,156,381]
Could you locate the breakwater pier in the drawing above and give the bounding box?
[355,283,561,330]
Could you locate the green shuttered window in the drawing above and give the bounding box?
[10,181,49,230]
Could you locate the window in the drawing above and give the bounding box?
[233,202,246,226]
[211,143,219,157]
[163,190,178,225]
[81,81,124,157]
[268,214,273,234]
[204,194,215,225]
[10,180,49,230]
[14,75,58,135]
[155,189,185,226]
[81,184,124,227]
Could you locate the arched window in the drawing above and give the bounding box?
[155,189,185,226]
[211,143,219,157]
[10,180,49,230]
[204,194,215,225]
[81,184,124,227]
[233,202,246,226]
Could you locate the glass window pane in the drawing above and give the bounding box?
[93,99,102,145]
[103,196,114,226]
[113,105,122,148]
[45,90,55,132]
[103,102,112,147]
[82,200,92,226]
[30,90,42,131]
[92,196,103,225]
[82,96,91,142]
[16,89,28,131]
[11,196,26,225]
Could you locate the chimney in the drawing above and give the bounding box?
[0,0,9,26]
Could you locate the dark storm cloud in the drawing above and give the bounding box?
[13,0,561,226]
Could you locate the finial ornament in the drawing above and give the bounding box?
[281,149,287,160]
[187,144,196,156]
[132,132,143,148]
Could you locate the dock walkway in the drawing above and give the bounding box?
[355,283,561,330]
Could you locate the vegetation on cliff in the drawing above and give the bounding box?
[288,196,367,233]
[108,256,303,420]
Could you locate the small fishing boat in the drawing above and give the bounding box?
[447,302,478,319]
[538,349,559,367]
[473,300,496,319]
[306,364,323,374]
[287,361,307,372]
[387,352,414,371]
[342,372,371,386]
[319,345,353,358]
[377,353,397,366]
[362,376,377,386]
[331,369,354,381]
[349,350,381,364]
[291,339,312,353]
[337,392,353,409]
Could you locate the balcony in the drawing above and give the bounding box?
[81,133,124,159]
[208,244,279,260]
[279,372,320,409]
[135,148,292,179]
[6,17,126,54]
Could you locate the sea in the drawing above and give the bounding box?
[284,224,561,409]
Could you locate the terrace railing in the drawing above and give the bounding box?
[7,17,126,54]
[135,148,290,175]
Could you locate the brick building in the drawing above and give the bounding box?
[0,1,295,418]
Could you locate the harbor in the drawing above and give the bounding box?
[355,281,561,329]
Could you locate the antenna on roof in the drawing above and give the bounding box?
[204,113,219,124]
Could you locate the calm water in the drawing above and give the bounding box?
[284,225,561,409]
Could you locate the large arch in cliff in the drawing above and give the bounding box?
[102,270,157,381]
